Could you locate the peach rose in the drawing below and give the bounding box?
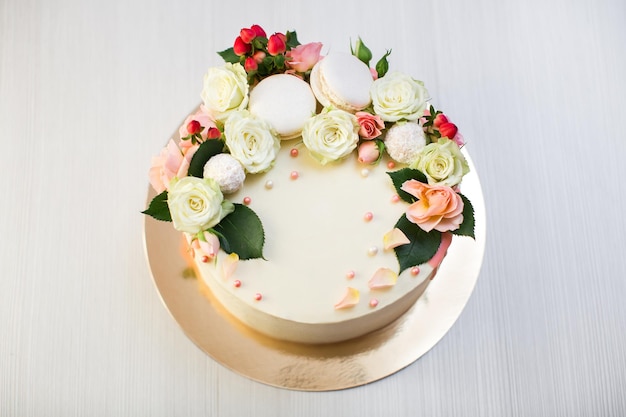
[401,179,464,232]
[148,139,197,193]
[355,111,384,139]
[286,42,323,72]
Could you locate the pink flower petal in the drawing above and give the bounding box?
[383,228,410,250]
[334,287,360,309]
[368,268,398,289]
[221,253,239,280]
[428,232,453,267]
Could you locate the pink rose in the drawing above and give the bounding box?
[148,139,197,193]
[357,141,380,164]
[369,67,378,80]
[401,180,464,232]
[178,106,220,149]
[286,42,323,72]
[355,111,384,139]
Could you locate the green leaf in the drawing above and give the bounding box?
[213,204,265,260]
[217,47,240,64]
[188,140,225,178]
[394,215,442,273]
[274,53,285,69]
[387,168,428,203]
[452,193,475,239]
[375,49,392,78]
[141,190,172,222]
[285,30,300,49]
[352,37,372,66]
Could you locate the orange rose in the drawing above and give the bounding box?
[401,180,464,232]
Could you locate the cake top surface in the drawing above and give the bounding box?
[143,24,476,313]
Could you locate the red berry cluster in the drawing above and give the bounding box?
[219,24,299,84]
[423,105,461,144]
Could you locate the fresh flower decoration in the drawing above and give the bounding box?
[143,25,476,274]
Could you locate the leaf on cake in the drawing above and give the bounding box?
[187,140,226,178]
[142,190,172,222]
[452,193,475,239]
[368,268,398,289]
[393,214,442,274]
[387,168,428,204]
[213,204,265,260]
[334,287,360,310]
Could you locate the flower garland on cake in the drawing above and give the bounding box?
[143,24,475,273]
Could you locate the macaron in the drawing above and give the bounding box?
[309,52,373,112]
[248,74,317,140]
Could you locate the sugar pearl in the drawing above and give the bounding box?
[233,280,241,288]
[254,293,262,301]
[387,161,396,169]
[243,196,251,205]
[360,168,370,177]
[290,171,299,180]
[363,212,373,222]
[346,270,355,279]
[265,180,274,189]
[367,246,378,256]
[411,266,420,276]
[290,148,299,157]
[391,194,401,203]
[201,256,210,263]
[370,298,379,308]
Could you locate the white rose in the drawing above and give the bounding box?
[168,176,235,234]
[224,110,280,174]
[370,72,428,122]
[410,138,470,187]
[301,108,359,165]
[201,63,249,122]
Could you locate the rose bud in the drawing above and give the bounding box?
[251,24,266,38]
[186,120,202,135]
[433,113,449,128]
[438,122,458,139]
[239,27,256,44]
[244,57,258,72]
[267,33,287,56]
[357,141,380,164]
[233,36,252,56]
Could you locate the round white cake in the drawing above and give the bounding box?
[144,25,473,346]
[192,143,446,344]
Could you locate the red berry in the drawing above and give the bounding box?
[438,122,458,139]
[267,33,286,56]
[233,36,251,56]
[186,120,202,135]
[244,56,258,72]
[239,28,256,44]
[206,127,221,139]
[251,24,266,38]
[433,113,449,128]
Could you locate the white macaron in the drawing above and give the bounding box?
[309,52,373,112]
[248,74,317,140]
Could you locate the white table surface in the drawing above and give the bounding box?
[2,0,625,415]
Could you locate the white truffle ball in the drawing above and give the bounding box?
[203,153,246,194]
[384,122,427,164]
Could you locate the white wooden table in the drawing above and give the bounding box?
[2,0,625,415]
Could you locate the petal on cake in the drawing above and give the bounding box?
[383,228,410,250]
[334,287,360,309]
[368,267,398,289]
[222,253,239,280]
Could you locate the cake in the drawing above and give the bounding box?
[143,25,475,344]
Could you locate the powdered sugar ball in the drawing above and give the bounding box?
[203,153,246,194]
[384,122,427,164]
